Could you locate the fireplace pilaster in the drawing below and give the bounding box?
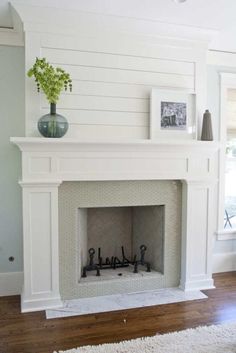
[20,181,62,312]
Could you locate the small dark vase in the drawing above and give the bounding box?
[201,109,213,141]
[38,103,69,138]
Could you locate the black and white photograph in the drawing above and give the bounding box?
[160,101,187,130]
[150,88,196,140]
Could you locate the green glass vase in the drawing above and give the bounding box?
[38,103,69,138]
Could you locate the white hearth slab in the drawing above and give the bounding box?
[46,288,207,319]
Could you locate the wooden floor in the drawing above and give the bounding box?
[1,272,236,353]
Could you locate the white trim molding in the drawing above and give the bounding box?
[21,293,62,313]
[0,5,24,46]
[0,27,24,47]
[216,73,236,234]
[215,229,236,241]
[207,50,236,67]
[213,252,236,273]
[179,278,215,291]
[0,272,23,296]
[10,1,217,43]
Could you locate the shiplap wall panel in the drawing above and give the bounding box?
[41,33,201,62]
[61,81,151,98]
[43,47,194,76]
[66,125,147,139]
[41,95,149,113]
[40,109,148,126]
[53,65,194,89]
[26,33,197,139]
[29,121,147,139]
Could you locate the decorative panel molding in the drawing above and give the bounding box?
[30,192,52,294]
[21,182,62,312]
[12,138,219,183]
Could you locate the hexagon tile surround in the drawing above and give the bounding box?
[59,180,182,299]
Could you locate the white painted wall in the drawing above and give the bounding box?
[0,45,24,294]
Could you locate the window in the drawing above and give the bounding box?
[224,89,236,229]
[218,74,236,236]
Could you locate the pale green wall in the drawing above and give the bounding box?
[0,45,24,273]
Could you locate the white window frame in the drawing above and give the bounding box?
[216,73,236,240]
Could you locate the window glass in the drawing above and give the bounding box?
[225,138,236,229]
[224,89,236,229]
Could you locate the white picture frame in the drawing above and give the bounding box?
[150,88,196,140]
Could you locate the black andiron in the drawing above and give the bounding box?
[82,248,100,278]
[82,244,151,278]
[133,244,151,273]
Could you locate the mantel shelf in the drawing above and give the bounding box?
[10,137,220,153]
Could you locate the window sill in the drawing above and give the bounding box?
[215,229,236,241]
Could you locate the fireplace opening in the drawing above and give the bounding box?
[59,180,181,299]
[78,205,165,282]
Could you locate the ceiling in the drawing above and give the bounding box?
[1,0,236,51]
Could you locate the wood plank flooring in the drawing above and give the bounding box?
[1,272,236,353]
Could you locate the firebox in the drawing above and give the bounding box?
[79,206,164,279]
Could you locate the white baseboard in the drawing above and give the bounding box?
[0,271,23,296]
[213,252,236,273]
[179,278,215,291]
[21,295,63,313]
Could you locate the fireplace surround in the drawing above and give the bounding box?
[11,138,218,312]
[59,180,181,299]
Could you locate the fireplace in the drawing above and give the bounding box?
[59,180,181,299]
[11,138,218,312]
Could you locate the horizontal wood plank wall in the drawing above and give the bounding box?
[27,33,196,139]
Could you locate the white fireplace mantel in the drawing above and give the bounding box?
[11,137,219,312]
[12,137,219,183]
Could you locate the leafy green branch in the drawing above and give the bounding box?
[27,57,72,104]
